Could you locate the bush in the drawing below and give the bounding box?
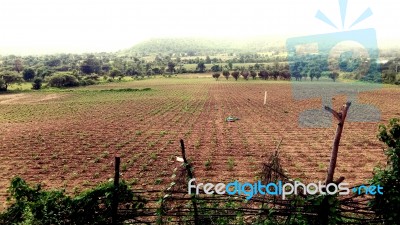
[0,78,6,91]
[48,73,79,88]
[86,74,99,80]
[23,68,35,81]
[231,71,240,81]
[369,118,400,223]
[222,70,230,80]
[0,177,145,224]
[31,78,43,90]
[79,79,97,86]
[212,73,220,80]
[0,71,22,91]
[328,72,339,82]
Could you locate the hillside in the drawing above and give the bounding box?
[119,37,286,56]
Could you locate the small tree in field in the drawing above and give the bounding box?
[250,71,257,80]
[258,70,268,80]
[241,70,249,80]
[212,73,220,81]
[196,61,206,73]
[222,70,230,80]
[109,69,121,79]
[14,59,23,73]
[48,73,79,87]
[231,71,240,81]
[0,71,22,91]
[32,78,43,90]
[167,61,175,76]
[0,79,5,91]
[329,72,339,82]
[211,64,220,72]
[316,71,322,80]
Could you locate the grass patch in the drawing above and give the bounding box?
[100,88,152,92]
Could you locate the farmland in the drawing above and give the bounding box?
[0,76,399,210]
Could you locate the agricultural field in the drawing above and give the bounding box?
[1,75,399,209]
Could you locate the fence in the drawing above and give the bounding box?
[110,141,382,224]
[110,102,384,224]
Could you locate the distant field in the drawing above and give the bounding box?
[1,76,399,209]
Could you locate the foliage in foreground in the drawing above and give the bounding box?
[0,177,143,224]
[370,118,400,223]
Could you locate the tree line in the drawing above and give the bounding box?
[0,51,399,91]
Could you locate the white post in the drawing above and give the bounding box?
[264,91,267,105]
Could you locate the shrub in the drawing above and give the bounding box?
[79,78,97,86]
[0,177,145,224]
[222,70,230,80]
[328,72,339,82]
[86,74,99,80]
[48,73,79,88]
[250,71,257,79]
[370,118,400,223]
[22,68,35,81]
[31,78,43,90]
[0,71,22,91]
[212,73,220,80]
[241,71,249,80]
[0,78,6,91]
[110,69,122,79]
[231,71,240,81]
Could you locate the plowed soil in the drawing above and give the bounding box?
[1,78,399,209]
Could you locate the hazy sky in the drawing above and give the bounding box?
[0,0,397,55]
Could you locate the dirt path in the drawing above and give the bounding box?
[0,93,63,104]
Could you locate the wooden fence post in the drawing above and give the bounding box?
[112,157,120,225]
[324,102,351,185]
[319,102,351,224]
[264,91,267,105]
[180,139,199,225]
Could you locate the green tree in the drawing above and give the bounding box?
[0,79,5,91]
[0,71,22,91]
[48,73,79,88]
[228,62,233,70]
[196,61,206,73]
[109,69,122,79]
[250,71,257,80]
[167,61,175,75]
[316,71,322,81]
[80,56,101,74]
[14,59,23,73]
[329,72,339,82]
[309,69,316,81]
[205,55,211,64]
[212,72,220,81]
[32,78,43,90]
[22,68,35,81]
[210,64,220,72]
[222,70,230,80]
[241,70,249,80]
[231,71,240,81]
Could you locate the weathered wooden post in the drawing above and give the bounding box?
[324,102,351,185]
[112,157,120,225]
[264,91,267,105]
[180,139,199,225]
[319,102,351,224]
